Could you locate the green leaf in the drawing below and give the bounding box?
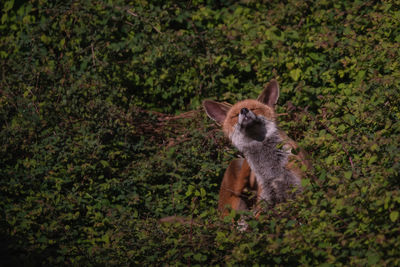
[301,178,310,187]
[3,0,14,12]
[325,155,334,165]
[344,171,352,179]
[40,34,50,44]
[193,253,206,262]
[200,187,206,197]
[368,156,377,166]
[390,211,399,222]
[367,252,380,265]
[289,68,301,81]
[100,160,109,167]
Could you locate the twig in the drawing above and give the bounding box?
[220,185,247,198]
[127,9,161,34]
[91,43,96,67]
[35,73,40,91]
[27,87,40,114]
[159,216,201,226]
[127,10,138,17]
[276,112,289,116]
[188,217,193,267]
[161,110,200,121]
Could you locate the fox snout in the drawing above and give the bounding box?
[240,107,249,115]
[239,108,257,128]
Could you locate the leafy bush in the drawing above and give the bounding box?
[1,0,399,265]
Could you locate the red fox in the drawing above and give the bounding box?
[203,79,310,216]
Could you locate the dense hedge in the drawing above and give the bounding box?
[1,0,400,265]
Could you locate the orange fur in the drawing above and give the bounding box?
[218,159,259,216]
[223,100,275,137]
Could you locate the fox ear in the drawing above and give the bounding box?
[257,79,280,108]
[202,100,230,124]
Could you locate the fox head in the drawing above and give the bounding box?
[203,80,280,152]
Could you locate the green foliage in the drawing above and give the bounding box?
[1,0,400,265]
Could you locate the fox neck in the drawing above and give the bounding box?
[239,133,301,204]
[241,134,287,181]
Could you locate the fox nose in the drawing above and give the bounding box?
[240,108,249,115]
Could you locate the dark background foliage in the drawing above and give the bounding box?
[1,0,399,265]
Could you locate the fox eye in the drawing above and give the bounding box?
[230,108,260,118]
